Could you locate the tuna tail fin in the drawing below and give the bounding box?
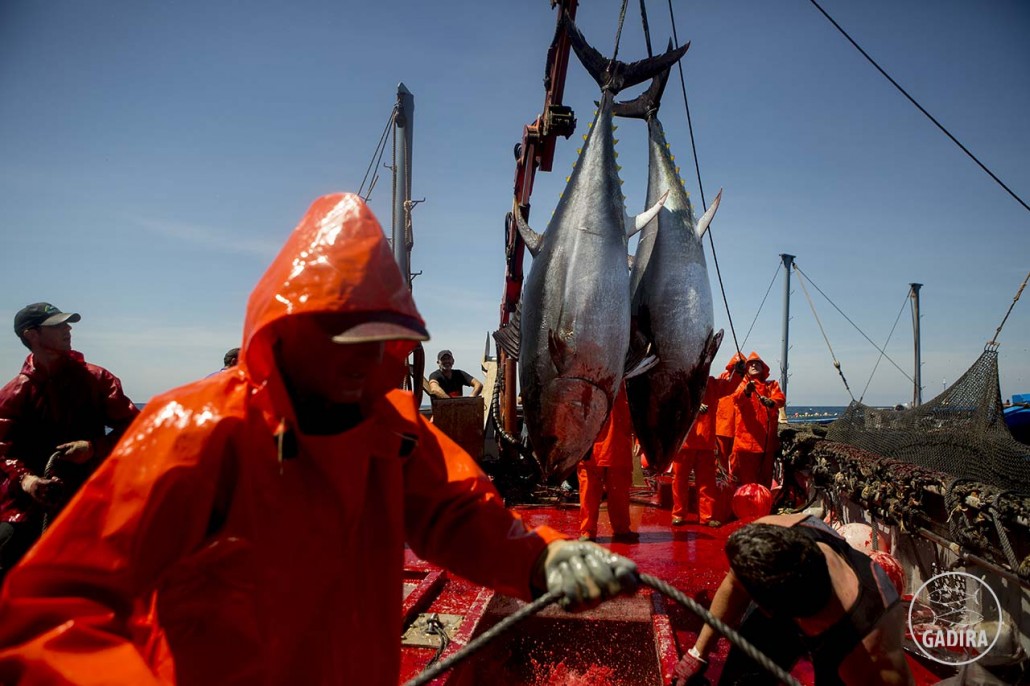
[694,188,723,239]
[513,206,544,257]
[613,43,673,120]
[493,301,522,359]
[562,14,689,95]
[627,189,669,238]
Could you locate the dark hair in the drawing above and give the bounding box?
[223,347,240,367]
[726,524,831,618]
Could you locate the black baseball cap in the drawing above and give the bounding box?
[437,349,453,361]
[14,303,81,336]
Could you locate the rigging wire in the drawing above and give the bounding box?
[793,267,855,400]
[666,0,742,359]
[808,0,1030,215]
[987,270,1030,348]
[859,292,910,403]
[358,108,396,201]
[611,0,631,62]
[793,264,915,385]
[741,261,782,350]
[638,0,654,57]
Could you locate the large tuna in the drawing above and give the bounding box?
[495,17,689,480]
[615,66,724,473]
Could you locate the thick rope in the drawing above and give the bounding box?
[40,451,61,533]
[404,575,805,686]
[637,0,653,58]
[640,574,803,686]
[402,590,562,686]
[611,0,631,62]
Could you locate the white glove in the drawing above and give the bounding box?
[542,540,638,610]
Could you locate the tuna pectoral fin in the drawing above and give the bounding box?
[627,189,670,237]
[513,206,544,258]
[704,329,725,367]
[625,348,659,379]
[547,329,572,373]
[493,301,522,358]
[695,188,723,239]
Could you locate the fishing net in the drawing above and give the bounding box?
[826,349,1030,495]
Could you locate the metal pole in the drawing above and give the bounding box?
[910,283,922,406]
[392,83,414,286]
[780,255,795,396]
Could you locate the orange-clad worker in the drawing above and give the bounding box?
[0,194,638,686]
[714,352,746,470]
[577,381,638,544]
[729,351,786,488]
[671,375,737,527]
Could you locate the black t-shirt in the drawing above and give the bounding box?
[429,369,474,397]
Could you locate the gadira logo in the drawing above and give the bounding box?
[907,571,1003,666]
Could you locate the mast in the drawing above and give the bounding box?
[910,282,923,406]
[779,254,795,398]
[392,83,414,285]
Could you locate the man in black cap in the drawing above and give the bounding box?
[0,302,139,579]
[427,349,483,399]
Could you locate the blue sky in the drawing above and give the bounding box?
[1,0,1027,407]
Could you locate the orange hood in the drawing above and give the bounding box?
[240,194,427,419]
[745,351,771,380]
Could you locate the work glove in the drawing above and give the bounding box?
[761,396,775,408]
[733,360,746,376]
[698,403,708,414]
[541,540,638,611]
[744,381,755,397]
[671,647,708,686]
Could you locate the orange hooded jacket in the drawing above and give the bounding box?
[730,352,786,453]
[714,352,745,438]
[0,194,563,685]
[589,382,633,470]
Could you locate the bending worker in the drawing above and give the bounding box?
[0,194,637,685]
[673,513,913,685]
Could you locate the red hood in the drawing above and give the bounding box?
[241,194,427,419]
[745,351,770,380]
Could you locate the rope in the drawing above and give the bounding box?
[859,292,909,403]
[793,266,855,400]
[358,109,396,200]
[637,0,653,58]
[987,270,1029,347]
[40,451,61,533]
[793,264,914,385]
[640,575,803,686]
[807,0,1030,215]
[741,261,782,349]
[402,590,562,686]
[611,0,631,63]
[666,0,741,360]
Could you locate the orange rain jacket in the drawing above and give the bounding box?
[714,352,745,439]
[589,382,633,470]
[0,194,563,686]
[681,376,736,451]
[730,352,786,454]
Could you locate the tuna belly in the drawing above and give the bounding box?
[530,376,611,481]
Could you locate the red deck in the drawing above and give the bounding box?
[400,498,953,685]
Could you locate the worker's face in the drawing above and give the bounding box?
[438,355,454,371]
[26,322,73,353]
[276,316,386,404]
[747,361,763,378]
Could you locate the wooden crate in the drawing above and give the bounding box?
[430,396,486,460]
